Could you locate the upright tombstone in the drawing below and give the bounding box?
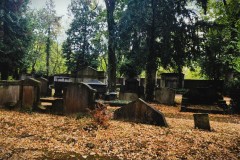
[114,98,168,127]
[20,78,41,110]
[119,78,144,101]
[36,77,49,97]
[182,87,223,105]
[155,88,175,105]
[0,81,20,108]
[160,73,184,89]
[54,74,72,97]
[76,66,106,84]
[193,113,211,131]
[229,89,240,114]
[63,83,96,114]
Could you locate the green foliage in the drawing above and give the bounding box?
[225,78,240,90]
[198,0,240,80]
[25,7,66,76]
[63,0,104,74]
[0,0,32,79]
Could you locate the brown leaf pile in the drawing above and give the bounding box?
[0,106,239,160]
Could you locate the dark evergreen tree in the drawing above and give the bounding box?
[0,0,31,80]
[63,0,102,76]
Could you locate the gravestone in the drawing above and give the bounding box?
[0,81,20,108]
[182,87,223,105]
[119,92,138,101]
[155,88,175,105]
[86,79,107,99]
[119,78,144,101]
[193,113,211,131]
[0,79,41,110]
[76,66,106,83]
[114,98,168,127]
[229,89,240,113]
[160,73,184,89]
[63,83,96,114]
[36,77,49,97]
[21,78,41,110]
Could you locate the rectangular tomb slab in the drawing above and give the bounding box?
[114,98,168,127]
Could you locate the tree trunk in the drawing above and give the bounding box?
[46,27,51,76]
[145,0,157,101]
[105,0,116,92]
[0,0,6,80]
[0,0,4,43]
[177,66,183,88]
[146,66,157,101]
[0,64,9,80]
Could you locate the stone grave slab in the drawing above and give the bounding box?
[114,98,168,127]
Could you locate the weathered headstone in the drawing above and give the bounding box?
[63,83,96,114]
[21,78,41,110]
[119,92,138,101]
[160,73,184,89]
[119,78,144,101]
[36,77,49,97]
[0,79,41,110]
[182,87,223,105]
[86,80,107,99]
[114,98,168,127]
[155,88,175,105]
[229,89,240,114]
[0,81,20,108]
[76,66,106,83]
[193,113,211,131]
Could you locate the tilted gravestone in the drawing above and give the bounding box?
[155,88,175,105]
[114,98,168,127]
[193,113,211,131]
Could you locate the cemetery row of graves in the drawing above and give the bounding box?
[0,66,239,116]
[0,66,239,159]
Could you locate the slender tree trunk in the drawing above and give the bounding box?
[46,27,51,76]
[0,0,4,43]
[105,0,116,92]
[146,0,157,101]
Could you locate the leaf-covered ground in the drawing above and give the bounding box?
[0,104,239,160]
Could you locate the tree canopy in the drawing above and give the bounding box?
[0,0,239,101]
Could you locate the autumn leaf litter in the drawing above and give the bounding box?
[0,105,239,160]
